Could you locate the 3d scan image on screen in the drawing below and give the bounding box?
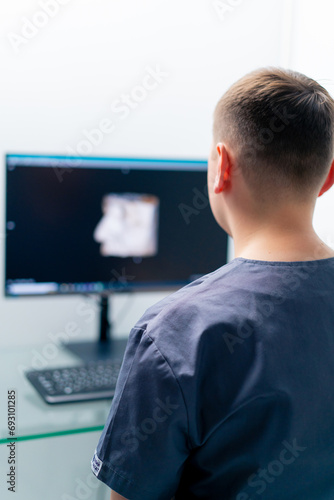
[93,193,159,258]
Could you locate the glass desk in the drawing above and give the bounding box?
[0,341,127,445]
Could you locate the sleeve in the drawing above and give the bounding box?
[91,326,190,500]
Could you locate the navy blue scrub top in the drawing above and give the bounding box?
[91,257,334,499]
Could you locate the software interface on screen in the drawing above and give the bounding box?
[5,155,228,296]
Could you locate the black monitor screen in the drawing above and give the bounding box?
[5,155,228,296]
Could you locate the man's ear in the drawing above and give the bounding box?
[318,159,334,197]
[214,143,231,194]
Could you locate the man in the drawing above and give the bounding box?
[91,68,334,499]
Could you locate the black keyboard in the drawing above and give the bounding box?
[26,359,122,404]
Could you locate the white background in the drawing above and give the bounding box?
[0,0,333,349]
[1,1,334,499]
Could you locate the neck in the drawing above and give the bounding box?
[231,204,334,262]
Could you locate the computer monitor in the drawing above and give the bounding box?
[5,154,228,360]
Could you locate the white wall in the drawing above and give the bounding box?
[289,0,334,247]
[0,0,332,349]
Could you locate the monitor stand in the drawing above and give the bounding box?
[64,294,128,363]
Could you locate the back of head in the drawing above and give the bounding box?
[213,68,334,200]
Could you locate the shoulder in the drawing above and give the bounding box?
[129,259,248,355]
[138,259,242,321]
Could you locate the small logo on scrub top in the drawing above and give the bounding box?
[91,450,103,476]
